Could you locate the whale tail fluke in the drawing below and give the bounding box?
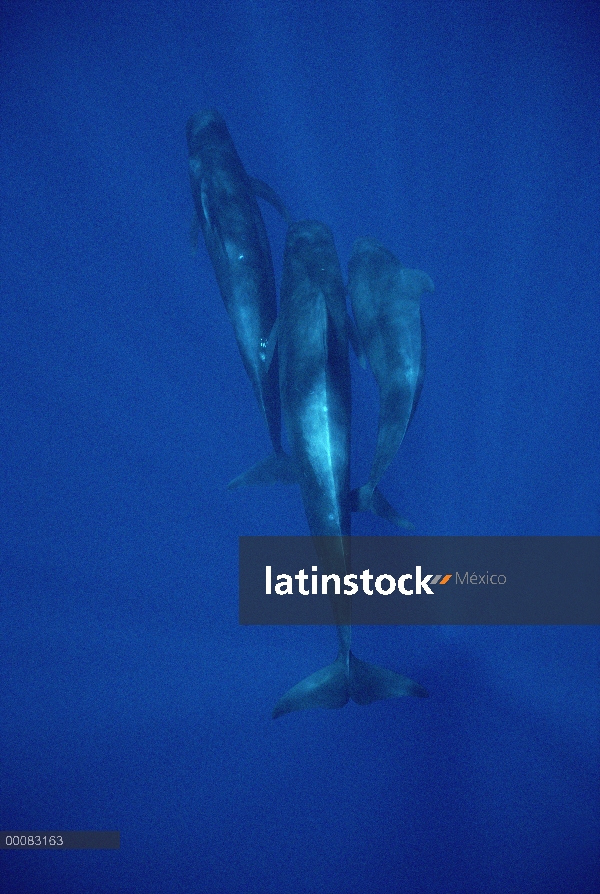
[272,656,349,719]
[227,450,298,489]
[350,484,414,530]
[272,651,427,718]
[349,652,429,704]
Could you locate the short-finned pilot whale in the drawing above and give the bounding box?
[348,237,433,517]
[273,222,428,718]
[186,110,295,487]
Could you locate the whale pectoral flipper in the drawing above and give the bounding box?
[350,484,414,530]
[349,652,429,704]
[262,318,278,372]
[407,314,427,429]
[250,177,293,225]
[227,449,298,489]
[200,180,216,229]
[272,655,349,719]
[346,311,367,369]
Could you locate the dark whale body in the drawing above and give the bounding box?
[273,222,428,718]
[348,237,434,514]
[187,110,293,484]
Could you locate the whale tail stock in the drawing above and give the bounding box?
[272,651,428,719]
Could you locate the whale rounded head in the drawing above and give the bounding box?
[186,109,229,156]
[350,236,401,272]
[284,220,339,282]
[352,236,381,255]
[286,220,334,249]
[350,236,435,294]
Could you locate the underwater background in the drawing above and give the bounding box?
[1,1,599,892]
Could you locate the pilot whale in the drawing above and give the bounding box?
[186,110,294,486]
[273,222,428,718]
[348,237,433,516]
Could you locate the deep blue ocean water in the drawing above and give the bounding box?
[1,1,599,892]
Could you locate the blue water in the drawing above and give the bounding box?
[1,1,599,892]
